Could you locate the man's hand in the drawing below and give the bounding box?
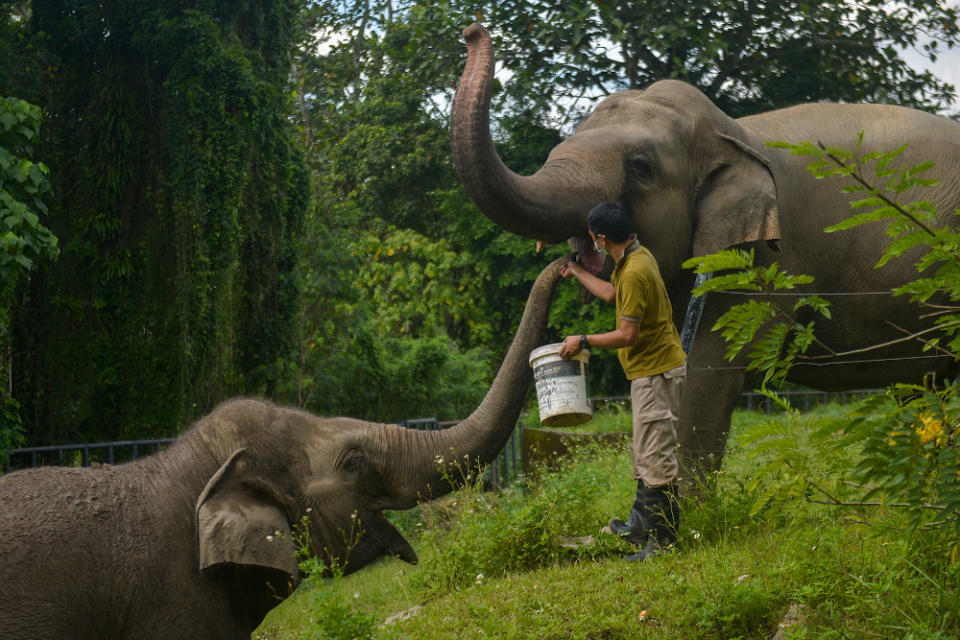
[558,259,615,304]
[559,260,583,279]
[558,335,582,359]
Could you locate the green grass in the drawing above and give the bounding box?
[254,403,960,639]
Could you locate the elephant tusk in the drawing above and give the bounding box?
[536,240,548,253]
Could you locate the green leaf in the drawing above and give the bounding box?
[0,111,17,131]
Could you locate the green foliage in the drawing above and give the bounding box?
[482,0,960,119]
[292,515,398,640]
[281,203,493,421]
[0,96,57,284]
[848,383,960,537]
[296,585,390,640]
[3,1,308,443]
[683,248,830,387]
[410,443,633,594]
[351,227,493,345]
[730,403,860,519]
[280,322,491,423]
[0,93,56,458]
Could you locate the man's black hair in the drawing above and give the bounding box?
[587,201,633,243]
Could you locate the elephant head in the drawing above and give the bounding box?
[451,23,780,287]
[191,256,568,581]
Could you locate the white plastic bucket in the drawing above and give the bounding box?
[528,343,593,428]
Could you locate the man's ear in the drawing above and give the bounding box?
[693,132,781,256]
[195,449,299,578]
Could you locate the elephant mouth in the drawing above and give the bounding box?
[367,511,418,564]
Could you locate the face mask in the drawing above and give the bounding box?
[593,238,606,256]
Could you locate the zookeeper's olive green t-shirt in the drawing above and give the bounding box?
[611,238,686,380]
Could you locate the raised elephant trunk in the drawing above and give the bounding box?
[451,24,605,243]
[377,256,568,507]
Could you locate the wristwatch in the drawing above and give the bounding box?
[579,334,589,352]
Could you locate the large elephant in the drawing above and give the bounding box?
[451,24,960,471]
[0,257,567,640]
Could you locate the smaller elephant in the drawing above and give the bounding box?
[0,256,568,640]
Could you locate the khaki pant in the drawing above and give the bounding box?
[630,364,685,487]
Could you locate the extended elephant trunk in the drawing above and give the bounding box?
[377,256,568,507]
[451,24,603,243]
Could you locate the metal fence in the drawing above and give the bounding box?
[2,389,880,478]
[739,389,880,413]
[2,438,175,474]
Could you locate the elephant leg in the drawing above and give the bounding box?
[676,308,746,478]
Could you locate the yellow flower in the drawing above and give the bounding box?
[916,413,946,446]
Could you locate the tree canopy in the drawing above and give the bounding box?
[2,0,308,442]
[483,0,960,120]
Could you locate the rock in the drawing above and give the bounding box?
[383,605,423,626]
[558,535,596,549]
[772,603,808,639]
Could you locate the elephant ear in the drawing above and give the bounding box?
[195,449,299,578]
[692,132,781,257]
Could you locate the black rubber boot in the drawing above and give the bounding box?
[607,480,649,547]
[625,484,679,562]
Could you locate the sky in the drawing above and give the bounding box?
[893,0,960,113]
[901,42,960,113]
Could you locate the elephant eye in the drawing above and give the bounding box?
[343,450,364,472]
[628,154,654,184]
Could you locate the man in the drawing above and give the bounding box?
[558,201,686,562]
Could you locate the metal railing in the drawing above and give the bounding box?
[2,438,175,474]
[739,389,880,413]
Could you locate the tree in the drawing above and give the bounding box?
[483,0,960,119]
[4,1,308,443]
[290,1,576,400]
[0,93,57,456]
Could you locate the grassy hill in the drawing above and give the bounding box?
[254,404,959,639]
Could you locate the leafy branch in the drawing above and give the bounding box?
[770,134,960,357]
[682,248,832,388]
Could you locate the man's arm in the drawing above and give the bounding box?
[558,317,640,359]
[559,260,615,304]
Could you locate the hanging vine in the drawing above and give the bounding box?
[6,0,307,442]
